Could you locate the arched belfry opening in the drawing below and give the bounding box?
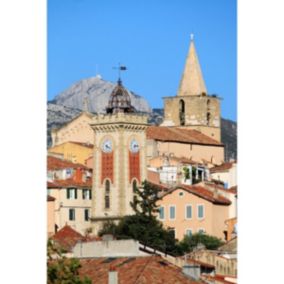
[179,99,185,126]
[207,112,211,126]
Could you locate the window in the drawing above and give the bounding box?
[159,206,165,220]
[198,228,205,234]
[69,209,75,221]
[206,112,211,125]
[185,205,192,219]
[185,229,192,237]
[67,188,77,200]
[105,180,110,209]
[197,205,204,219]
[84,209,89,221]
[169,206,176,220]
[179,192,184,197]
[82,189,92,200]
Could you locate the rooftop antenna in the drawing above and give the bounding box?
[112,62,127,84]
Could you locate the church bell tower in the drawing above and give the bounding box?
[90,78,148,234]
[162,35,221,142]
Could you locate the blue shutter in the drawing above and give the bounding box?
[186,205,192,218]
[170,206,175,219]
[159,207,164,219]
[198,205,204,218]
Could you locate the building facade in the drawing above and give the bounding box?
[90,79,148,234]
[161,37,221,142]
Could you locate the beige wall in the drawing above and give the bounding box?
[48,142,93,165]
[192,250,237,277]
[157,188,229,240]
[47,199,55,237]
[51,112,94,147]
[48,188,92,235]
[162,96,221,141]
[90,113,148,234]
[149,141,224,165]
[211,165,237,188]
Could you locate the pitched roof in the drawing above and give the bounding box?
[47,156,90,171]
[47,178,92,189]
[52,225,84,252]
[161,184,231,205]
[47,195,56,201]
[78,256,201,284]
[210,162,235,173]
[177,37,207,97]
[68,141,94,149]
[146,126,223,146]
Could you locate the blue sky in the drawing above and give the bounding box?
[48,0,236,121]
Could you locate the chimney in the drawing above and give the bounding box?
[108,268,118,284]
[182,263,200,280]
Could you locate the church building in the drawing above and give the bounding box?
[162,36,221,142]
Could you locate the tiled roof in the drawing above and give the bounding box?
[146,126,223,146]
[227,186,237,194]
[147,170,160,184]
[47,181,62,188]
[47,195,56,201]
[69,141,94,149]
[52,225,85,252]
[78,256,201,284]
[201,274,237,284]
[47,156,90,170]
[210,162,235,173]
[161,184,231,205]
[47,178,92,188]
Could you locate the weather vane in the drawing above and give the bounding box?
[113,63,127,82]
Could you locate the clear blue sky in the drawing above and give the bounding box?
[48,0,236,121]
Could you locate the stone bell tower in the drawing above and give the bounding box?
[90,78,148,234]
[162,35,221,142]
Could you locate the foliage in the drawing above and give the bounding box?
[178,233,224,253]
[130,180,160,217]
[47,239,91,284]
[183,167,190,180]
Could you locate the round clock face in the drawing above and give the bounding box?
[130,139,139,153]
[101,139,113,153]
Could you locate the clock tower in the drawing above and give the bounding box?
[90,79,148,234]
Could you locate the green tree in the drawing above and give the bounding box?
[47,239,91,284]
[130,180,160,217]
[178,233,224,253]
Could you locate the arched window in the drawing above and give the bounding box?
[132,179,138,203]
[132,179,137,192]
[179,99,185,126]
[206,112,211,125]
[104,179,110,209]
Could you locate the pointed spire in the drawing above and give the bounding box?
[177,35,207,96]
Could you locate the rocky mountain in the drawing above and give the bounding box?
[49,75,151,114]
[47,77,237,160]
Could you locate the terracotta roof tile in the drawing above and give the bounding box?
[69,141,94,149]
[210,162,235,173]
[146,126,223,146]
[48,178,92,188]
[161,184,231,205]
[47,195,56,201]
[78,256,201,284]
[52,225,84,252]
[47,156,90,171]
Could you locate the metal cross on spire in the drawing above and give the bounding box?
[113,63,127,84]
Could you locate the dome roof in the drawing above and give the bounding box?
[106,79,136,114]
